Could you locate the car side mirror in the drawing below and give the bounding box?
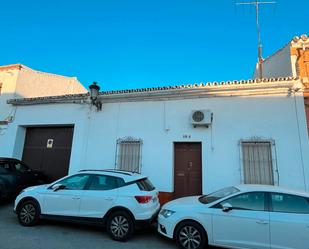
[52,184,65,191]
[222,203,233,212]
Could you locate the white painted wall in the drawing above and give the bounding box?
[253,44,293,78]
[1,91,309,194]
[0,68,19,121]
[0,65,87,122]
[15,67,87,98]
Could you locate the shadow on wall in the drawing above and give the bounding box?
[0,93,26,149]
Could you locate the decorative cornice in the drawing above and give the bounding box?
[261,34,309,63]
[291,34,309,48]
[99,77,298,95]
[7,77,300,106]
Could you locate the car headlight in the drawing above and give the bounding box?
[160,209,175,218]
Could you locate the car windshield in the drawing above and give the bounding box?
[199,186,240,204]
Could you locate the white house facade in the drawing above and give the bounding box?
[0,63,87,141]
[1,77,309,203]
[253,34,309,136]
[253,34,309,80]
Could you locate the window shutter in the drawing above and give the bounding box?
[242,141,274,185]
[116,137,142,173]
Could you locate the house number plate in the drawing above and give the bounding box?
[47,139,54,149]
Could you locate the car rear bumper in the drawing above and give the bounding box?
[135,208,160,229]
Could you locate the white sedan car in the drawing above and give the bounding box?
[14,169,160,241]
[158,185,309,249]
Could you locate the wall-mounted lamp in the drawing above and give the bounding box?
[89,82,102,111]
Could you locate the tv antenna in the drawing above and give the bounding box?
[236,1,276,79]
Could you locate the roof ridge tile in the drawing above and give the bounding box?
[8,77,299,104]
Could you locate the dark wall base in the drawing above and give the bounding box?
[158,192,174,205]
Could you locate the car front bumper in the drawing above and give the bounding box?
[157,214,176,239]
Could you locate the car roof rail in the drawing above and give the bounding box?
[78,169,139,176]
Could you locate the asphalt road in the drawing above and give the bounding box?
[0,200,177,249]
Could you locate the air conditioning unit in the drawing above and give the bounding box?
[191,110,212,127]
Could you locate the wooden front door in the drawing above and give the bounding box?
[174,142,202,199]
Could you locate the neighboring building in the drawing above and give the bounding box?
[1,77,308,204]
[0,63,87,133]
[253,34,309,134]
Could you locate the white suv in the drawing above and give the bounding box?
[14,169,160,241]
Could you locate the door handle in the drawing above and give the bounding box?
[104,197,113,201]
[256,220,268,225]
[72,197,80,200]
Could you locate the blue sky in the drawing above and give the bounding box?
[0,0,308,90]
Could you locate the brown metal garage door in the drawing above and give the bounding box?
[174,142,202,199]
[22,126,74,182]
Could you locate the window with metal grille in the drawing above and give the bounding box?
[241,141,274,185]
[115,137,142,173]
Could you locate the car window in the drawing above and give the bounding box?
[136,178,155,191]
[271,193,309,214]
[200,186,240,204]
[56,174,90,190]
[0,162,11,173]
[13,163,29,173]
[87,175,118,190]
[220,192,265,211]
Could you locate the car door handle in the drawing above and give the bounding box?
[256,220,268,225]
[72,197,80,200]
[104,197,113,201]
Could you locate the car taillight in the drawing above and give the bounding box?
[135,196,152,204]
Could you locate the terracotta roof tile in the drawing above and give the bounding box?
[7,76,298,105]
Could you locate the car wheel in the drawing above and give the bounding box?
[107,211,134,241]
[17,200,40,226]
[175,221,207,249]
